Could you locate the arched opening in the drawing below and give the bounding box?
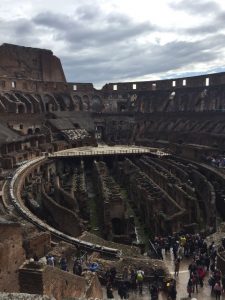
[27,128,33,135]
[111,218,124,235]
[45,103,50,112]
[62,95,73,111]
[44,94,58,112]
[119,104,126,112]
[72,95,81,111]
[35,128,41,134]
[95,126,104,140]
[18,104,25,114]
[82,95,90,111]
[91,95,103,112]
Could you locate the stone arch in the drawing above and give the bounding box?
[91,95,103,112]
[111,218,124,235]
[43,94,59,112]
[35,128,41,134]
[17,103,26,114]
[72,95,82,111]
[27,128,33,135]
[1,93,20,113]
[35,94,45,112]
[15,93,33,113]
[25,94,42,113]
[82,95,90,111]
[62,94,73,111]
[54,94,73,111]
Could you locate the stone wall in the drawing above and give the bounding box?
[0,43,66,82]
[41,187,83,237]
[0,219,26,292]
[23,232,51,259]
[19,263,103,300]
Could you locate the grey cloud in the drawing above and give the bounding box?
[33,9,156,48]
[170,0,220,15]
[180,10,225,36]
[61,34,224,85]
[0,1,224,87]
[0,18,41,46]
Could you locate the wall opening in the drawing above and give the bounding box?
[18,105,25,114]
[27,128,33,135]
[169,91,176,100]
[205,77,210,86]
[172,80,176,87]
[73,85,77,91]
[113,84,117,91]
[45,103,49,112]
[132,83,137,90]
[12,81,16,89]
[35,128,41,134]
[152,83,157,90]
[111,218,124,235]
[183,79,187,86]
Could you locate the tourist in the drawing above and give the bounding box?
[33,253,39,262]
[129,268,137,291]
[168,284,177,300]
[46,255,55,267]
[106,282,114,299]
[136,268,144,295]
[73,259,82,276]
[187,278,193,298]
[59,255,68,271]
[214,281,222,300]
[118,281,128,299]
[191,271,199,293]
[204,253,210,271]
[197,265,206,287]
[149,283,159,300]
[221,274,225,292]
[174,257,180,276]
[122,266,129,281]
[188,260,197,276]
[109,267,117,285]
[89,262,99,272]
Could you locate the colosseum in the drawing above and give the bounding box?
[1,43,225,299]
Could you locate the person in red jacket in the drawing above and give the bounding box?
[197,266,206,287]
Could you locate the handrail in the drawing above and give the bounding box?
[8,157,121,258]
[49,147,169,158]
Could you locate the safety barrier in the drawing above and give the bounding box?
[8,157,121,258]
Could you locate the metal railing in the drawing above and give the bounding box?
[50,148,165,158]
[8,157,121,258]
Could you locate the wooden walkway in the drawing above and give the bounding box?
[50,145,169,158]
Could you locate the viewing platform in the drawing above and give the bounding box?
[49,145,170,158]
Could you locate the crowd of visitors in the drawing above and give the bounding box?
[104,266,146,299]
[152,232,225,299]
[30,231,225,299]
[203,154,225,168]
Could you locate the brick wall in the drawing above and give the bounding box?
[0,221,26,292]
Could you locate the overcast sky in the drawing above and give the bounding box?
[0,0,225,88]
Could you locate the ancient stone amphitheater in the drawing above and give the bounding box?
[1,43,225,299]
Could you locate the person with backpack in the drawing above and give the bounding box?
[136,268,144,295]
